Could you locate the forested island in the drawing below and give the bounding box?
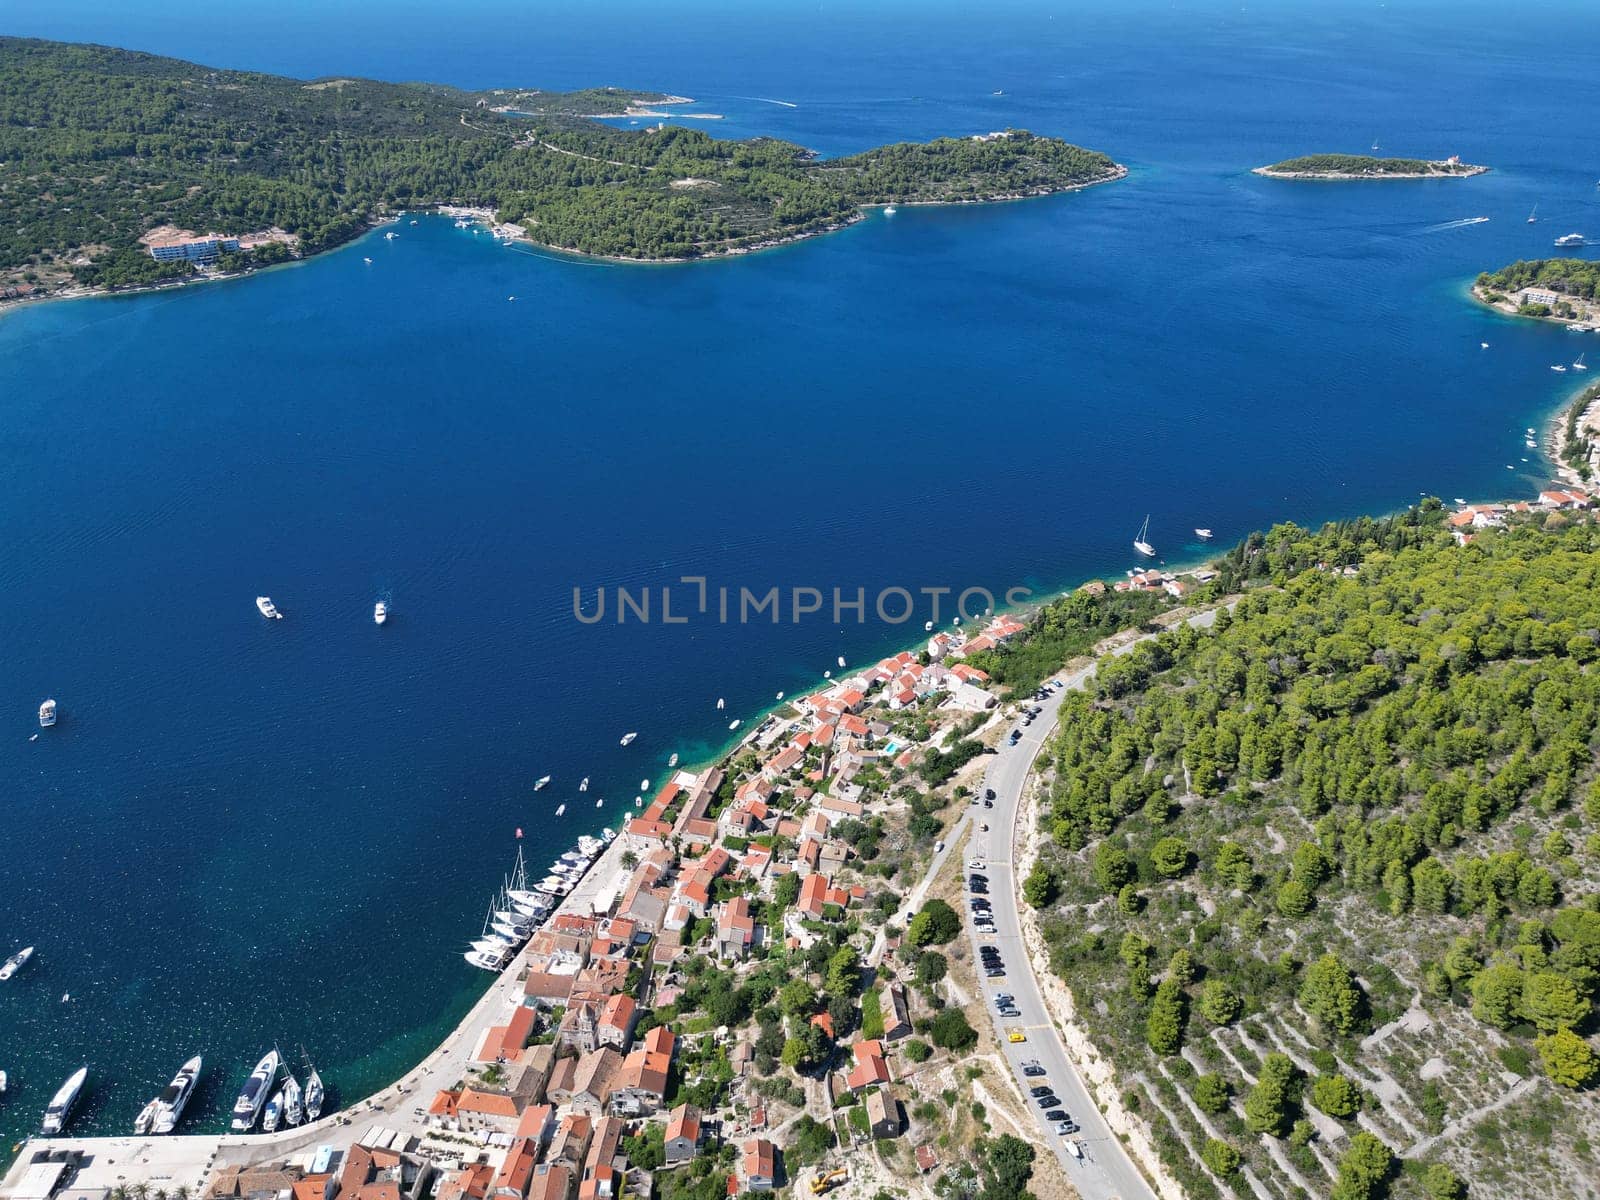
[974,507,1600,1200]
[1254,154,1488,180]
[1476,258,1600,325]
[0,36,1123,294]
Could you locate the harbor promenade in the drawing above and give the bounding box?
[0,835,635,1199]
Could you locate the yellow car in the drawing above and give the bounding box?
[1007,1029,1026,1044]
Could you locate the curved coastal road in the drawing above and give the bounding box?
[966,662,1157,1200]
[958,608,1222,1200]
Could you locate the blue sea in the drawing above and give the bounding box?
[3,0,1599,1147]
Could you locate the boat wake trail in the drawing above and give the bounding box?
[1419,216,1491,233]
[731,95,798,108]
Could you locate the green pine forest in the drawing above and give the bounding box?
[1477,259,1600,303]
[0,36,1121,289]
[985,509,1600,1200]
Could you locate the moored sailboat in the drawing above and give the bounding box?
[304,1065,325,1122]
[1133,515,1156,557]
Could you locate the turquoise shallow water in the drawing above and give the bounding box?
[3,0,1600,1147]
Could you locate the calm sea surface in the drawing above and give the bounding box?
[2,0,1598,1145]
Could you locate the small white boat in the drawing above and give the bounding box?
[42,1066,88,1135]
[508,295,516,301]
[883,204,897,216]
[595,797,604,808]
[776,691,784,700]
[823,670,831,679]
[134,1099,161,1135]
[363,256,373,265]
[384,231,398,241]
[620,732,637,746]
[668,753,679,767]
[1454,497,1467,505]
[579,777,589,792]
[304,1066,324,1122]
[278,1075,302,1132]
[640,778,650,790]
[1481,342,1490,349]
[1195,528,1213,540]
[554,803,566,816]
[1,946,34,981]
[1575,354,1589,371]
[716,697,725,710]
[409,219,418,225]
[837,656,846,668]
[924,620,934,631]
[1552,364,1568,372]
[634,796,643,807]
[0,1070,7,1092]
[1528,205,1538,224]
[256,596,282,619]
[729,719,741,731]
[38,699,56,728]
[1133,515,1156,558]
[373,601,388,625]
[534,776,551,791]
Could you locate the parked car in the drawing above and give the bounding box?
[984,788,996,800]
[1021,1061,1045,1077]
[1029,1086,1052,1098]
[1045,1111,1068,1124]
[1034,1095,1059,1109]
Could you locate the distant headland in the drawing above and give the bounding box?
[0,36,1124,301]
[1473,256,1600,329]
[1253,153,1489,180]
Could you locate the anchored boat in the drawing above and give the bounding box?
[231,1049,280,1131]
[42,1066,88,1135]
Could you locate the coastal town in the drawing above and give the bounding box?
[11,16,1600,1200]
[2,605,1121,1200]
[8,449,1598,1200]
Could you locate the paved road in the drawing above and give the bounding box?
[959,608,1222,1200]
[967,663,1157,1200]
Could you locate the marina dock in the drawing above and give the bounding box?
[0,830,636,1199]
